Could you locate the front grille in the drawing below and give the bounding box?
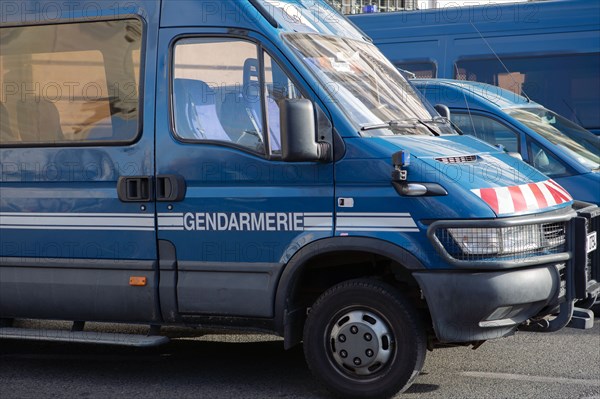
[589,213,599,282]
[435,155,477,164]
[557,263,567,299]
[578,206,600,283]
[434,221,567,262]
[543,222,567,248]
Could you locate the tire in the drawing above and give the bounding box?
[303,279,426,399]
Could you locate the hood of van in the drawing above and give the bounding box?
[375,134,574,216]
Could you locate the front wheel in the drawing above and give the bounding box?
[303,279,426,399]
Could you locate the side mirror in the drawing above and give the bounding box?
[280,99,330,162]
[494,143,523,160]
[434,104,451,120]
[508,152,523,161]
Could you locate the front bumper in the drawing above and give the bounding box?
[418,204,599,343]
[414,265,563,343]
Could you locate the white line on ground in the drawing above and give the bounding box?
[460,371,600,387]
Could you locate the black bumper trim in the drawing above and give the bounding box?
[414,265,562,343]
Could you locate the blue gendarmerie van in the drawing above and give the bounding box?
[411,79,600,206]
[0,1,598,398]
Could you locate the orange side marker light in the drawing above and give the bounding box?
[129,276,147,286]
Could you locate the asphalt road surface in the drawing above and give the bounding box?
[0,320,598,399]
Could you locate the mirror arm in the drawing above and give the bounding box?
[316,142,332,162]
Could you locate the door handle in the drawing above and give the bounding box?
[117,176,153,202]
[156,175,186,202]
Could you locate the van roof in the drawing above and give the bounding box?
[2,1,366,42]
[411,78,535,110]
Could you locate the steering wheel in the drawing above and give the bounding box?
[236,130,264,152]
[237,129,262,143]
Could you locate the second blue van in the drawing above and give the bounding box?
[349,0,600,134]
[412,79,600,205]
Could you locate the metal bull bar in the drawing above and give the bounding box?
[526,201,598,332]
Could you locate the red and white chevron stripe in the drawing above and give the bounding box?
[471,179,572,215]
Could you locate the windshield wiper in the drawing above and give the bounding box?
[361,118,442,136]
[420,116,450,125]
[360,118,419,132]
[418,117,455,136]
[416,120,441,136]
[361,119,417,131]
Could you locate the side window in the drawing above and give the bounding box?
[172,38,261,151]
[172,38,303,155]
[528,141,568,177]
[452,113,519,153]
[0,20,142,145]
[263,52,303,154]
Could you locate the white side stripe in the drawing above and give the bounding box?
[337,212,411,217]
[0,212,153,218]
[0,212,154,231]
[303,217,333,227]
[1,211,418,233]
[0,225,154,231]
[0,216,154,227]
[339,228,420,232]
[157,217,184,227]
[337,217,417,228]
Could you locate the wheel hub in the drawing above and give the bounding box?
[330,310,392,376]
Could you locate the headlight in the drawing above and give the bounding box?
[448,225,543,255]
[501,225,543,254]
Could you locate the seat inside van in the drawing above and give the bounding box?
[17,99,64,143]
[173,78,231,142]
[0,103,18,143]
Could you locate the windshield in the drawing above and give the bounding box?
[285,33,456,136]
[256,0,365,40]
[507,107,600,171]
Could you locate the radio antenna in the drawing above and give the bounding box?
[454,64,477,137]
[469,21,532,103]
